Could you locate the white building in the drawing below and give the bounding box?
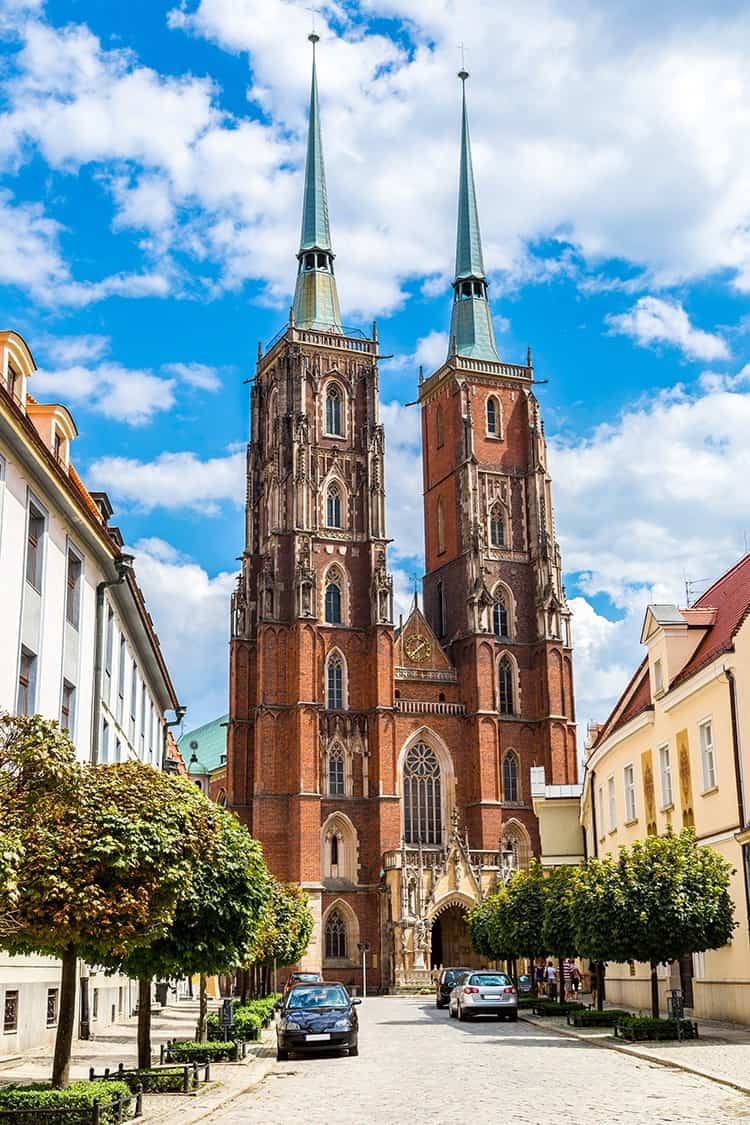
[0,329,185,1054]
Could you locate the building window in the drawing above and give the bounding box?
[403,742,442,845]
[3,991,18,1033]
[325,385,342,436]
[92,989,99,1021]
[104,608,114,701]
[60,680,76,735]
[328,744,345,795]
[324,573,342,625]
[17,648,37,716]
[46,988,59,1027]
[330,833,339,867]
[326,655,344,710]
[326,485,342,528]
[498,656,514,715]
[65,550,82,629]
[115,738,122,764]
[597,786,605,840]
[101,719,110,764]
[653,658,664,696]
[489,505,505,548]
[699,720,717,791]
[130,660,137,742]
[658,744,673,809]
[25,502,45,591]
[624,763,637,822]
[7,362,19,402]
[607,775,617,831]
[486,396,499,436]
[436,404,444,449]
[117,635,126,722]
[493,593,509,638]
[436,580,445,637]
[140,682,146,756]
[324,909,347,960]
[502,751,519,802]
[437,496,445,555]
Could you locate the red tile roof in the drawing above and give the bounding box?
[591,554,750,751]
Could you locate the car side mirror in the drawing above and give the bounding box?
[351,997,362,1005]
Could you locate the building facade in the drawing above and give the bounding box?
[568,556,750,1022]
[228,44,577,991]
[0,329,183,1053]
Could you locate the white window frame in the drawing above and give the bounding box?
[658,743,673,809]
[25,495,46,593]
[653,657,664,697]
[607,775,617,832]
[624,762,637,823]
[597,785,605,840]
[698,717,717,792]
[65,544,83,630]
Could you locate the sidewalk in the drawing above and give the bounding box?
[0,1000,276,1124]
[521,1004,750,1097]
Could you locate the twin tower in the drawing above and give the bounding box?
[227,38,577,990]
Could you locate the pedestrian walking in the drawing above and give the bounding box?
[534,961,545,997]
[544,960,558,1001]
[571,964,582,998]
[562,958,573,1001]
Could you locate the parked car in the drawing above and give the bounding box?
[435,967,473,1009]
[276,982,361,1060]
[282,970,323,997]
[449,971,517,1021]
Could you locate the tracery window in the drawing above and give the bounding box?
[328,744,345,794]
[489,505,505,548]
[325,909,347,959]
[403,742,442,845]
[326,385,342,436]
[326,485,342,528]
[493,592,509,638]
[487,396,499,436]
[498,656,515,715]
[324,573,342,624]
[326,656,344,710]
[330,833,339,866]
[502,751,519,802]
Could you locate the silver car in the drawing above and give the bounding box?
[449,971,518,1021]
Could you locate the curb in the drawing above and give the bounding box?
[520,1014,750,1099]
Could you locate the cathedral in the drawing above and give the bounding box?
[227,37,578,991]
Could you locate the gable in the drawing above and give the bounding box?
[395,601,453,677]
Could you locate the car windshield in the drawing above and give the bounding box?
[444,969,469,985]
[291,974,320,983]
[285,985,349,1009]
[468,974,510,987]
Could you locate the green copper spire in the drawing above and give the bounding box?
[448,70,499,362]
[291,34,342,333]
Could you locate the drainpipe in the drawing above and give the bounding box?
[90,554,134,765]
[162,706,187,773]
[726,668,750,921]
[589,768,598,859]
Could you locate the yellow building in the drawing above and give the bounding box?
[564,555,750,1022]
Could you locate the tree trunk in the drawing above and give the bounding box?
[198,974,208,1042]
[650,962,660,1019]
[596,962,605,1011]
[137,977,152,1069]
[52,944,78,1089]
[558,957,565,1004]
[240,969,249,1004]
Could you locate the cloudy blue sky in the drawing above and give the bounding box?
[3,0,750,735]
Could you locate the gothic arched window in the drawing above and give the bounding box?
[436,404,444,449]
[326,485,342,528]
[326,385,342,436]
[490,505,505,548]
[403,742,442,845]
[493,593,509,638]
[499,656,515,715]
[326,655,344,711]
[502,751,519,802]
[437,496,446,555]
[324,572,342,625]
[487,396,499,436]
[325,909,347,959]
[330,833,339,866]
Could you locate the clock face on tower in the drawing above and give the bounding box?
[404,633,431,664]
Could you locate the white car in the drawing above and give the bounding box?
[449,971,518,1021]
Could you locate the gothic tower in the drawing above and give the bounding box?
[228,36,395,969]
[420,70,577,850]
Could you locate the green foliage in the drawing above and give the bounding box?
[570,1008,629,1027]
[167,1040,238,1062]
[205,994,280,1041]
[532,999,585,1016]
[0,1079,133,1123]
[502,861,546,960]
[467,899,495,959]
[573,853,630,964]
[101,1067,190,1094]
[251,881,313,968]
[616,1014,698,1040]
[542,866,579,958]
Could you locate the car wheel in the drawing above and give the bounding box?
[276,1047,289,1061]
[457,1004,466,1022]
[436,1000,444,1009]
[349,1042,359,1057]
[449,1005,456,1019]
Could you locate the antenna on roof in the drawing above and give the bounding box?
[685,577,709,607]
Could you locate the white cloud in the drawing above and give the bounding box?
[606,296,730,361]
[380,398,423,563]
[39,334,110,365]
[32,364,176,425]
[130,537,235,727]
[88,449,244,513]
[162,361,222,391]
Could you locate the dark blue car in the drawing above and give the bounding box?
[276,982,361,1061]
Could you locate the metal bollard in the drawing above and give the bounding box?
[205,1060,211,1082]
[92,1099,100,1125]
[182,1065,190,1094]
[134,1083,143,1118]
[89,1066,95,1081]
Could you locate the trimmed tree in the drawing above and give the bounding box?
[0,718,210,1088]
[106,807,272,1061]
[503,861,546,982]
[572,853,627,1010]
[542,865,579,1004]
[249,881,314,995]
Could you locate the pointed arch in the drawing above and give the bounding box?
[326,483,342,528]
[322,565,347,625]
[324,379,345,436]
[397,727,456,848]
[321,812,358,882]
[489,502,506,548]
[501,749,520,803]
[497,651,519,716]
[324,646,347,710]
[499,818,531,874]
[490,582,513,639]
[322,898,360,964]
[486,394,501,438]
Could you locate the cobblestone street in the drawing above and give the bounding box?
[206,997,750,1125]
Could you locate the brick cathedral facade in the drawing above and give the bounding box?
[227,44,577,991]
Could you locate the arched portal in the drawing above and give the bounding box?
[429,903,482,970]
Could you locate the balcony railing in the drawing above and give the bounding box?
[264,323,376,355]
[395,699,465,716]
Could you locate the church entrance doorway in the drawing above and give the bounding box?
[430,905,482,970]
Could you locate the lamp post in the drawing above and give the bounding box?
[357,942,370,998]
[162,705,187,772]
